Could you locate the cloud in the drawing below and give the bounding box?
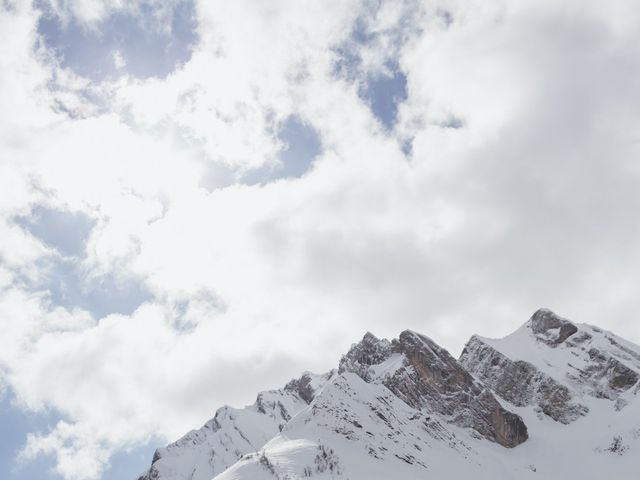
[8,297,302,480]
[3,0,640,479]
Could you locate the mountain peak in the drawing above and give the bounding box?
[338,331,393,380]
[527,308,578,346]
[283,371,334,404]
[339,328,528,448]
[362,331,379,342]
[139,312,640,480]
[461,309,640,425]
[396,329,448,358]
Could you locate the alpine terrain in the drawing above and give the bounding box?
[137,309,640,480]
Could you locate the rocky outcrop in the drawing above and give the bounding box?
[284,371,335,404]
[571,348,640,399]
[338,332,393,381]
[529,308,578,346]
[522,309,639,400]
[284,374,316,404]
[461,308,640,416]
[460,335,588,423]
[340,330,528,447]
[138,309,640,480]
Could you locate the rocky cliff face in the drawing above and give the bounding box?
[460,308,640,415]
[460,335,588,423]
[339,330,528,447]
[137,309,640,480]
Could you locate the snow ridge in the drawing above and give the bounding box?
[137,309,640,480]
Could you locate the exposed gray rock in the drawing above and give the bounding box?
[605,335,640,364]
[460,335,588,423]
[570,348,640,399]
[338,332,393,381]
[529,308,578,346]
[461,309,640,413]
[137,310,640,480]
[605,435,629,455]
[341,330,528,448]
[284,371,334,404]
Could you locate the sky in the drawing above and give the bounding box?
[2,0,640,479]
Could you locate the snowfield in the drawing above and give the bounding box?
[138,309,640,480]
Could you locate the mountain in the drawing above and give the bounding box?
[137,309,640,480]
[138,372,334,480]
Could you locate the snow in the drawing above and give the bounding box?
[476,319,640,397]
[214,371,640,479]
[139,310,640,480]
[367,352,405,382]
[138,373,335,480]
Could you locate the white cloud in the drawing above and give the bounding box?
[3,1,640,479]
[112,51,125,70]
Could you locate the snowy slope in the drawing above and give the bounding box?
[137,372,334,480]
[138,309,640,480]
[213,373,640,480]
[461,308,640,416]
[213,372,535,480]
[459,308,640,478]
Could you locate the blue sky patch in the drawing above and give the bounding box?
[16,206,94,258]
[37,1,198,81]
[15,206,151,319]
[275,115,323,178]
[0,395,61,480]
[241,116,322,185]
[102,442,158,480]
[40,258,152,319]
[360,66,408,130]
[332,8,411,131]
[0,394,157,480]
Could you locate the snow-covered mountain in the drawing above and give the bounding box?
[138,309,640,480]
